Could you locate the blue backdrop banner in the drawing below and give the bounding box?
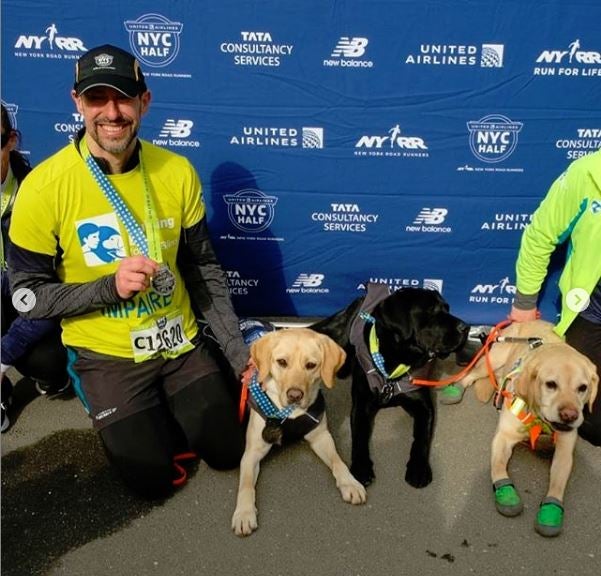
[2,0,600,323]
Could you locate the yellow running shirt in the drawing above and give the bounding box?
[10,139,202,359]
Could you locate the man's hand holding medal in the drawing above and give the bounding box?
[115,255,176,299]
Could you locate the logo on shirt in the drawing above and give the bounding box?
[76,213,126,267]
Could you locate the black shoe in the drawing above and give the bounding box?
[35,378,71,396]
[1,377,14,433]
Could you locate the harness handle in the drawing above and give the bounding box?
[411,319,511,387]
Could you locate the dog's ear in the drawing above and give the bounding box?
[318,334,347,389]
[587,366,599,411]
[250,332,277,383]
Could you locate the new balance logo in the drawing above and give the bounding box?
[413,208,448,225]
[159,119,194,138]
[292,274,324,288]
[332,37,368,58]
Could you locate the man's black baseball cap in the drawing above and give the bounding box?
[74,44,147,97]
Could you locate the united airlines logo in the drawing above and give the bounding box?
[229,126,324,149]
[467,115,523,163]
[534,39,601,77]
[480,44,504,67]
[153,119,199,148]
[423,278,443,292]
[223,189,278,233]
[405,43,504,67]
[14,23,87,59]
[480,213,531,231]
[357,278,443,293]
[287,274,329,294]
[406,208,451,233]
[324,36,374,68]
[302,127,324,148]
[124,13,183,68]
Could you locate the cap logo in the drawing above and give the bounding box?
[94,54,114,68]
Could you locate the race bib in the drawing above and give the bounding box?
[130,313,193,362]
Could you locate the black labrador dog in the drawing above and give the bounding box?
[311,283,469,488]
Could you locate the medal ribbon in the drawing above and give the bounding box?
[80,138,163,263]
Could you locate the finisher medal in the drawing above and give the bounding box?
[151,265,176,296]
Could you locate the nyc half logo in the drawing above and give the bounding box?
[223,189,278,233]
[467,115,523,163]
[75,214,126,267]
[124,13,183,67]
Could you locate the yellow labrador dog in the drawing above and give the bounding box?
[459,320,598,536]
[232,328,367,536]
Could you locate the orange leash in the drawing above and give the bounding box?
[412,319,511,388]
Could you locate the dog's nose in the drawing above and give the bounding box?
[287,388,304,404]
[559,405,579,424]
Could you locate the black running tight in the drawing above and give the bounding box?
[99,371,244,499]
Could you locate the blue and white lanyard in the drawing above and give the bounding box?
[85,153,150,256]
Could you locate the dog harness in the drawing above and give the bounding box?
[246,371,324,443]
[350,283,420,402]
[495,357,556,450]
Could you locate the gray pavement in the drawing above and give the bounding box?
[2,358,600,576]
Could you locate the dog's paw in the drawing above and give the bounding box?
[350,462,375,487]
[338,477,368,505]
[231,507,258,537]
[405,459,432,488]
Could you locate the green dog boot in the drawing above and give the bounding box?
[493,478,523,517]
[535,497,564,537]
[439,383,465,405]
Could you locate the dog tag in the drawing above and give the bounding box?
[262,418,283,445]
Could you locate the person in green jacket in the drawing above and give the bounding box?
[510,149,601,446]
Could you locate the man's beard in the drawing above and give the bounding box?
[91,123,138,155]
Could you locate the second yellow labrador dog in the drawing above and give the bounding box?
[458,320,598,536]
[232,328,366,536]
